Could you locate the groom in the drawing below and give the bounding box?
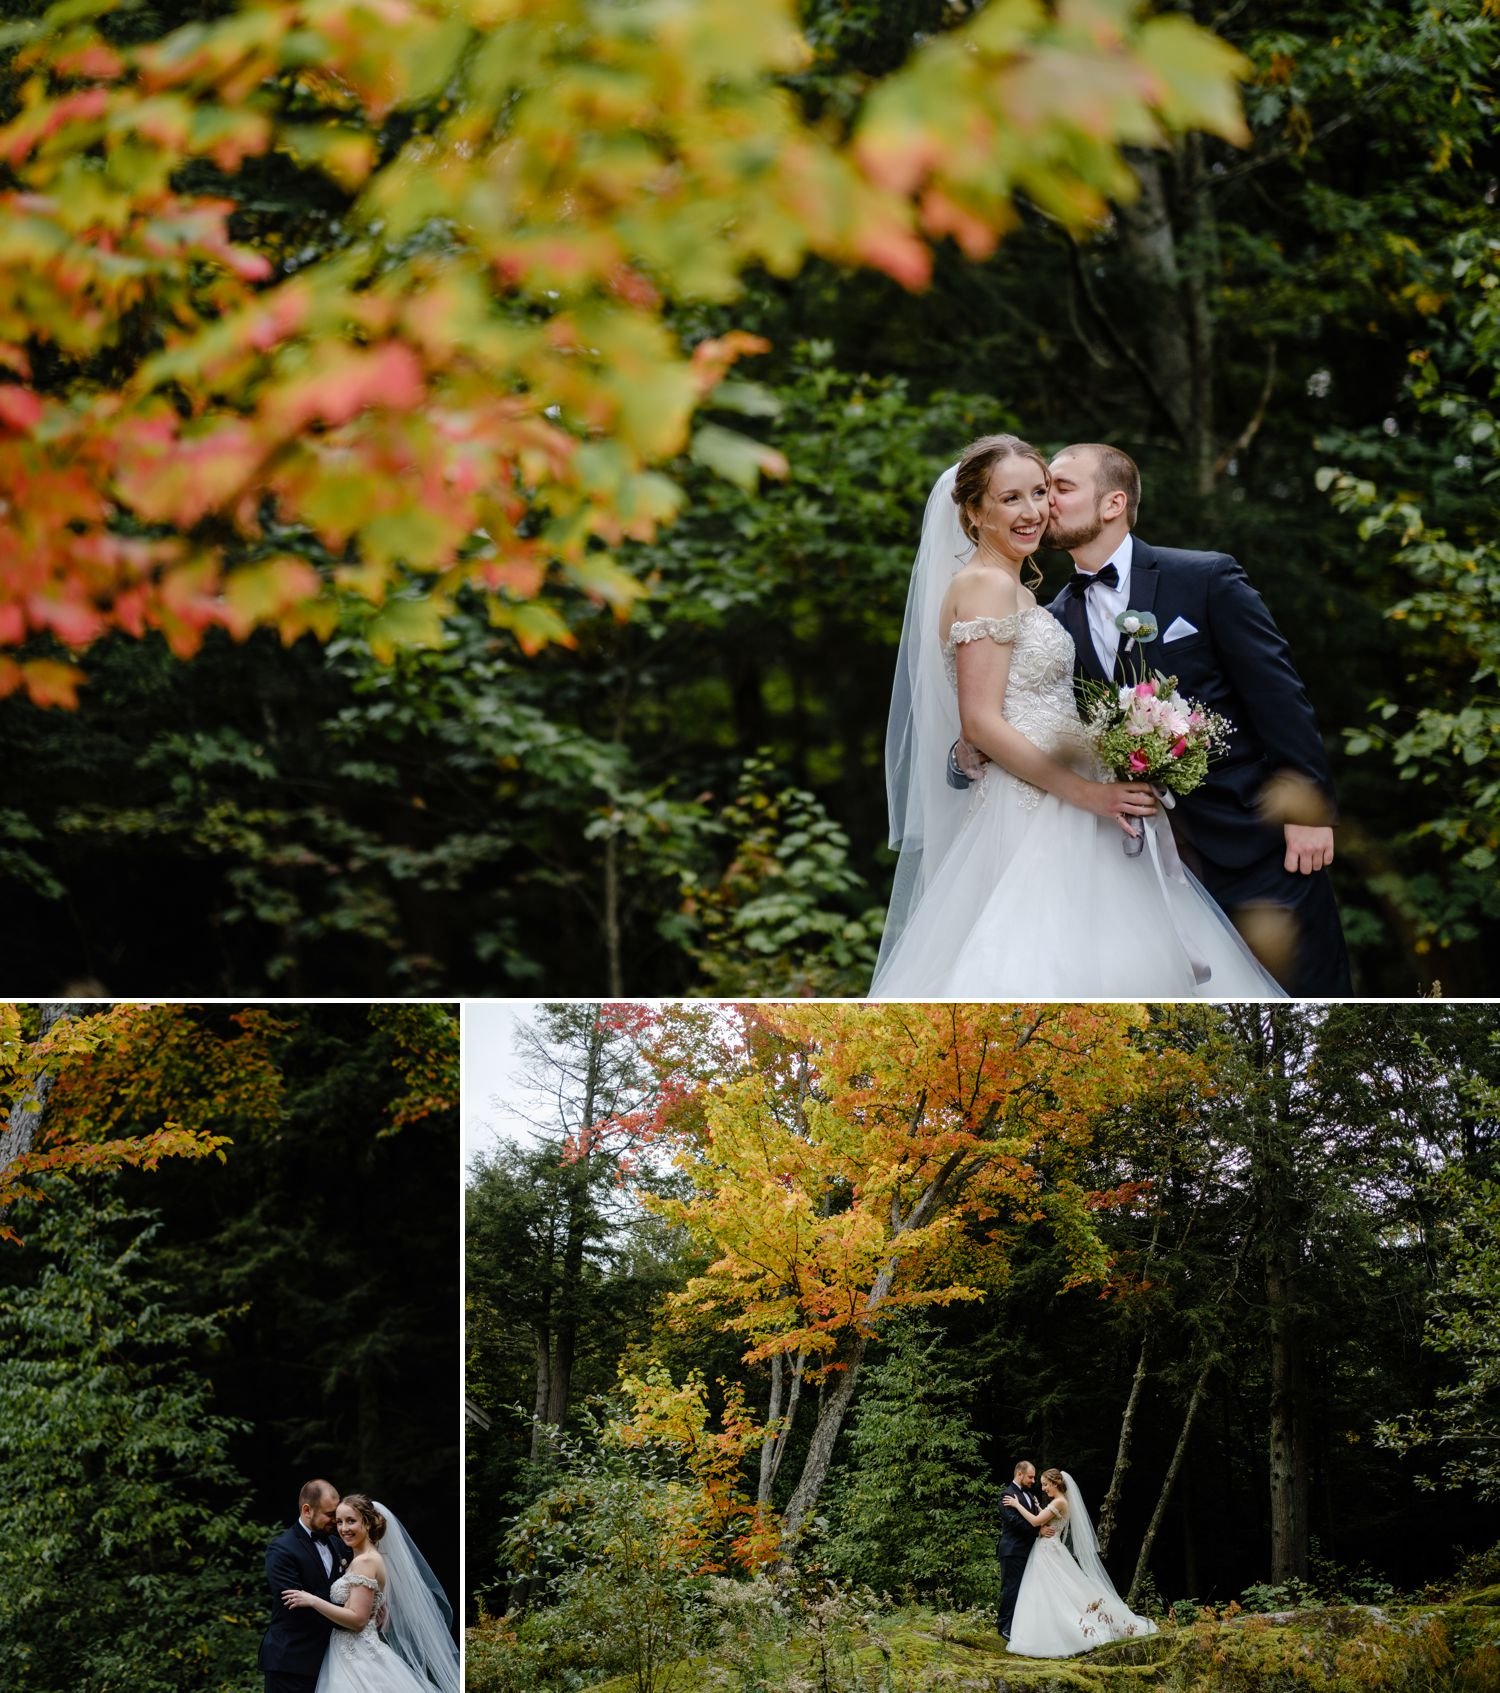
[955,442,1350,995]
[259,1479,347,1693]
[997,1459,1049,1641]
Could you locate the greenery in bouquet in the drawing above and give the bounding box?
[1084,675,1232,797]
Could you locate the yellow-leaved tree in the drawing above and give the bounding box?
[626,1000,1206,1546]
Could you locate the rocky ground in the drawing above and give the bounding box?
[580,1584,1500,1693]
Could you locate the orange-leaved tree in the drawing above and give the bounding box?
[611,1364,782,1574]
[0,0,1248,704]
[630,1000,1189,1546]
[0,1000,286,1244]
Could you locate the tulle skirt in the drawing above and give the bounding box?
[1007,1538,1158,1659]
[871,769,1284,998]
[315,1633,442,1693]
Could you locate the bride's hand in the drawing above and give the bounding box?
[282,1588,314,1610]
[1071,777,1157,838]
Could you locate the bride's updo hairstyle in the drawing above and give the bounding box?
[1040,1468,1067,1493]
[341,1493,388,1544]
[951,433,1050,546]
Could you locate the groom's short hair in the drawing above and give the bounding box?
[299,1478,336,1510]
[1013,1459,1035,1477]
[1063,442,1141,528]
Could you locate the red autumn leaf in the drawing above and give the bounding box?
[0,387,43,433]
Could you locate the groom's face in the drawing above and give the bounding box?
[1045,451,1107,550]
[303,1488,338,1533]
[1017,1464,1035,1490]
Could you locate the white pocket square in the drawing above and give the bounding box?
[1162,616,1199,643]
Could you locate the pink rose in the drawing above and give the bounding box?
[1128,749,1150,773]
[1170,737,1187,758]
[1133,681,1157,697]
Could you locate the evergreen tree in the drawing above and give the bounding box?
[825,1316,998,1608]
[0,1181,266,1693]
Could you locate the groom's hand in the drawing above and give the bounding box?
[1283,824,1334,874]
[1039,1526,1056,1538]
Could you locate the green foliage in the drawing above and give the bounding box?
[1320,224,1500,959]
[0,1181,265,1693]
[499,1427,715,1693]
[681,756,882,997]
[1376,1160,1500,1501]
[824,1317,1000,1609]
[1237,1576,1324,1614]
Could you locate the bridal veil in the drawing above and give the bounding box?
[876,463,971,977]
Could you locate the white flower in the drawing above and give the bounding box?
[1121,614,1142,635]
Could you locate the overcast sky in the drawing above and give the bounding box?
[461,998,544,1174]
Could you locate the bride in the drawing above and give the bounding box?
[871,435,1284,996]
[1001,1469,1157,1657]
[282,1494,460,1693]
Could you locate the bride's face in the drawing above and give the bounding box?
[971,454,1048,565]
[335,1503,367,1551]
[1041,1477,1057,1498]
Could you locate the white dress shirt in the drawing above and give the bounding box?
[1077,534,1135,675]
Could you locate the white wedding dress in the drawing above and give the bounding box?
[315,1573,429,1693]
[314,1506,459,1693]
[1007,1483,1157,1659]
[871,605,1285,997]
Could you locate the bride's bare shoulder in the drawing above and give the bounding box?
[942,564,1020,626]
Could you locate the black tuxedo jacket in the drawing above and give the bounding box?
[1047,535,1335,871]
[998,1481,1046,1558]
[258,1522,349,1678]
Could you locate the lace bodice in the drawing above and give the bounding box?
[943,607,1098,808]
[329,1571,387,1664]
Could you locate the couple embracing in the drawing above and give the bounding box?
[997,1461,1155,1659]
[260,1479,458,1693]
[872,437,1350,998]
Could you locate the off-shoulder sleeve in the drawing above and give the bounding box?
[948,613,1022,648]
[342,1574,382,1595]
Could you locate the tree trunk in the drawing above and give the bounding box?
[1116,150,1194,442]
[1098,1209,1164,1559]
[1267,1243,1306,1581]
[1113,142,1221,497]
[1128,1347,1212,1605]
[529,1330,553,1462]
[1098,1327,1152,1561]
[541,1017,605,1433]
[758,1353,784,1508]
[758,1348,805,1508]
[0,1002,74,1171]
[603,830,623,999]
[779,1334,871,1547]
[1179,131,1219,497]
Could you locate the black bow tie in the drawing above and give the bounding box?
[1069,563,1119,595]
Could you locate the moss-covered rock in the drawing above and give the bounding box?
[563,1587,1500,1693]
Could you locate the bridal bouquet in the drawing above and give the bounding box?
[1084,673,1233,798]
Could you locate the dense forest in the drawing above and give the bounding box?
[2,1,1496,996]
[465,1000,1500,1692]
[0,1000,460,1693]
